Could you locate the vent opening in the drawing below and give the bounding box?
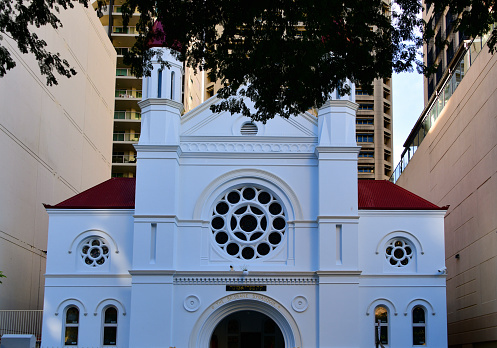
[241,122,258,136]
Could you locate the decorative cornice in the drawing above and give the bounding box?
[174,276,317,286]
[138,98,184,113]
[180,141,316,154]
[134,144,182,154]
[318,99,359,111]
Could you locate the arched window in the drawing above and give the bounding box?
[374,306,388,346]
[158,70,163,98]
[412,306,426,345]
[103,306,118,346]
[64,306,79,346]
[170,71,175,100]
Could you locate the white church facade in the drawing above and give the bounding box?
[41,47,448,347]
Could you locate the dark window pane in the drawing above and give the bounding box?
[64,327,78,345]
[379,326,388,344]
[413,307,425,323]
[413,326,426,345]
[105,307,118,324]
[66,307,79,324]
[103,327,117,345]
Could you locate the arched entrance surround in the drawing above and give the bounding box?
[189,293,303,348]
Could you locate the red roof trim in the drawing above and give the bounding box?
[45,178,445,211]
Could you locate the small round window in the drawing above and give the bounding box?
[80,237,109,267]
[211,186,286,260]
[385,239,413,267]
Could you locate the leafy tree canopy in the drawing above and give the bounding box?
[2,0,496,121]
[0,0,87,85]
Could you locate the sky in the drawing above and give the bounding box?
[391,71,424,168]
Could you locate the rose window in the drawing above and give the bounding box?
[211,186,287,260]
[385,239,413,267]
[80,238,109,267]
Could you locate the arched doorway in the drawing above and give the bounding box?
[210,310,284,348]
[189,295,302,348]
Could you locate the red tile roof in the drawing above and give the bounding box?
[44,178,136,210]
[45,178,445,211]
[358,180,445,210]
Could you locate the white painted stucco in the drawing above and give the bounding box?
[41,48,447,347]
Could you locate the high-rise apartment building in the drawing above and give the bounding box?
[423,2,468,104]
[392,3,497,347]
[98,1,393,180]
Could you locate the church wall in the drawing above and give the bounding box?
[41,210,134,347]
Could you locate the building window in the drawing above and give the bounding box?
[385,238,413,267]
[412,306,426,345]
[359,103,374,110]
[157,70,162,98]
[80,237,110,267]
[359,151,374,158]
[211,186,286,260]
[356,134,373,142]
[171,71,175,100]
[64,306,79,346]
[103,306,118,346]
[375,306,388,346]
[355,88,373,96]
[358,166,374,173]
[356,119,373,125]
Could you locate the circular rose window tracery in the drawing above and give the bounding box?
[385,239,413,267]
[211,186,287,260]
[80,237,109,267]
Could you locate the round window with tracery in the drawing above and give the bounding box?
[211,186,287,260]
[80,238,109,267]
[385,239,413,267]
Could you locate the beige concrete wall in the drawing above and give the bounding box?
[396,46,497,347]
[0,4,116,309]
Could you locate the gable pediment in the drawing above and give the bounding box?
[180,96,318,139]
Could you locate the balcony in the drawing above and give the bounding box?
[112,5,139,14]
[113,133,140,142]
[115,47,129,56]
[116,68,135,77]
[115,89,142,99]
[112,154,137,164]
[114,111,141,120]
[112,26,138,35]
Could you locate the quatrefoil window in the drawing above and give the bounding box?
[385,239,413,267]
[80,237,109,267]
